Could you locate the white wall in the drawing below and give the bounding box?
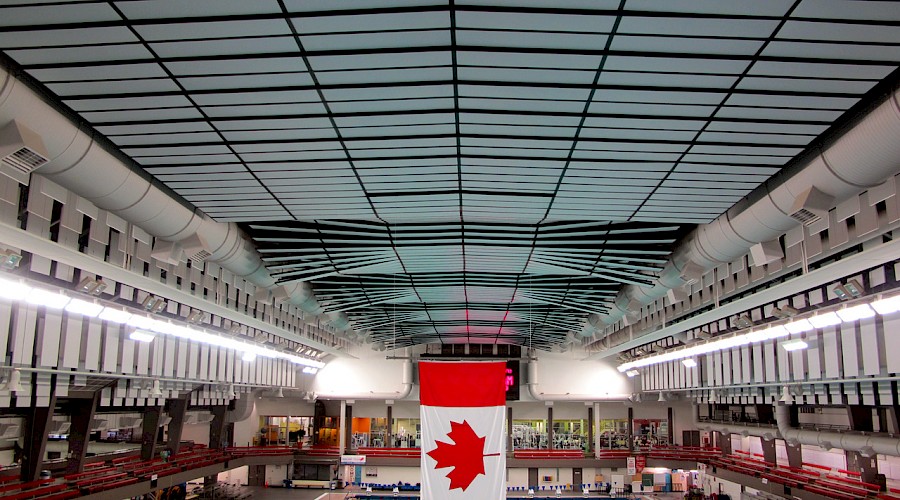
[361,465,420,485]
[312,351,409,398]
[265,464,292,486]
[527,354,630,400]
[256,398,314,417]
[218,465,247,486]
[182,423,210,447]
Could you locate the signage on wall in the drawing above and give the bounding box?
[341,455,366,465]
[505,360,520,401]
[627,457,636,475]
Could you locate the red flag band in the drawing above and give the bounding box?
[419,361,506,407]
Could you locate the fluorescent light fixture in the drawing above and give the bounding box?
[872,295,900,315]
[302,366,318,374]
[98,308,132,324]
[26,288,71,309]
[809,312,841,328]
[0,278,31,300]
[682,358,697,368]
[781,339,808,352]
[65,299,103,317]
[836,304,875,322]
[784,319,814,334]
[625,369,640,378]
[242,352,256,362]
[127,315,156,330]
[129,330,156,343]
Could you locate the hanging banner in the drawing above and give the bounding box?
[420,361,507,500]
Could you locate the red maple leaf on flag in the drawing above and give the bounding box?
[426,420,497,491]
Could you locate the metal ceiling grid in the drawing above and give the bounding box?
[1,0,898,348]
[251,219,686,349]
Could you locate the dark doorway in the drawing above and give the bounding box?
[528,468,538,489]
[247,465,265,486]
[573,468,582,488]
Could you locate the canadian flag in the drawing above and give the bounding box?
[420,361,507,500]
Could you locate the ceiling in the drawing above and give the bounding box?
[0,1,898,350]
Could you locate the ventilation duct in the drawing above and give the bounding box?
[0,119,48,185]
[186,412,215,425]
[775,404,900,457]
[788,186,834,226]
[582,86,900,337]
[0,65,352,335]
[691,405,779,442]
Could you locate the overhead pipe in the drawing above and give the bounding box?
[775,404,900,457]
[0,65,352,333]
[582,86,900,337]
[691,404,780,442]
[526,360,630,401]
[226,388,269,424]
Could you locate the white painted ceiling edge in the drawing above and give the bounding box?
[0,66,353,335]
[582,87,900,338]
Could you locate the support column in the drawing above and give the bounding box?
[65,393,99,474]
[386,402,393,448]
[21,389,57,482]
[209,405,228,449]
[338,400,347,455]
[785,440,803,468]
[627,406,634,451]
[876,407,889,433]
[847,405,874,432]
[846,450,882,488]
[547,404,553,449]
[507,406,513,452]
[140,405,162,461]
[761,437,777,464]
[592,403,600,456]
[720,433,732,456]
[166,398,189,455]
[667,407,674,445]
[343,402,353,453]
[205,405,228,488]
[587,404,594,454]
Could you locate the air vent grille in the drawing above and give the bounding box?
[790,207,822,226]
[2,146,48,174]
[187,249,211,262]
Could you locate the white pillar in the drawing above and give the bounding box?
[339,400,347,455]
[593,402,601,458]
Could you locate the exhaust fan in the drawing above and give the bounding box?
[0,120,49,185]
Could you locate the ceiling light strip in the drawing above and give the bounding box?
[0,276,324,368]
[618,294,900,373]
